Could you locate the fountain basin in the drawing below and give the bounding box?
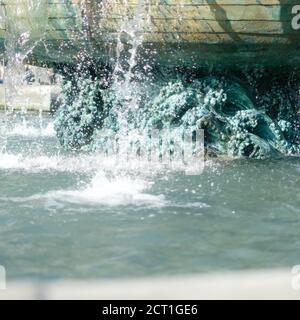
[0,0,300,68]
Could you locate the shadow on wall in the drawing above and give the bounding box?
[206,0,299,45]
[206,0,243,43]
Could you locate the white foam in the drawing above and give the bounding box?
[0,153,21,169]
[0,151,111,172]
[0,150,182,174]
[0,152,60,171]
[6,122,55,137]
[6,172,166,207]
[49,172,165,206]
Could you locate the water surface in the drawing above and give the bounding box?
[0,112,299,280]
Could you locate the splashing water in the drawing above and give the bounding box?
[3,1,47,112]
[54,70,300,159]
[1,1,299,160]
[1,113,300,279]
[1,1,300,281]
[37,172,166,207]
[47,1,299,160]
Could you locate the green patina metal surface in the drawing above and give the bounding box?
[53,66,300,159]
[0,0,300,67]
[1,1,299,159]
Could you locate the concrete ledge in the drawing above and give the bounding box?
[1,269,299,300]
[0,85,60,112]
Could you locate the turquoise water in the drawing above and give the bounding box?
[0,112,300,280]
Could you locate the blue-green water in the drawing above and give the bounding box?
[0,112,300,280]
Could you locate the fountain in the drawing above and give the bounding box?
[1,0,300,68]
[1,1,300,296]
[0,1,300,158]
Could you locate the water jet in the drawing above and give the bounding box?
[1,1,300,297]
